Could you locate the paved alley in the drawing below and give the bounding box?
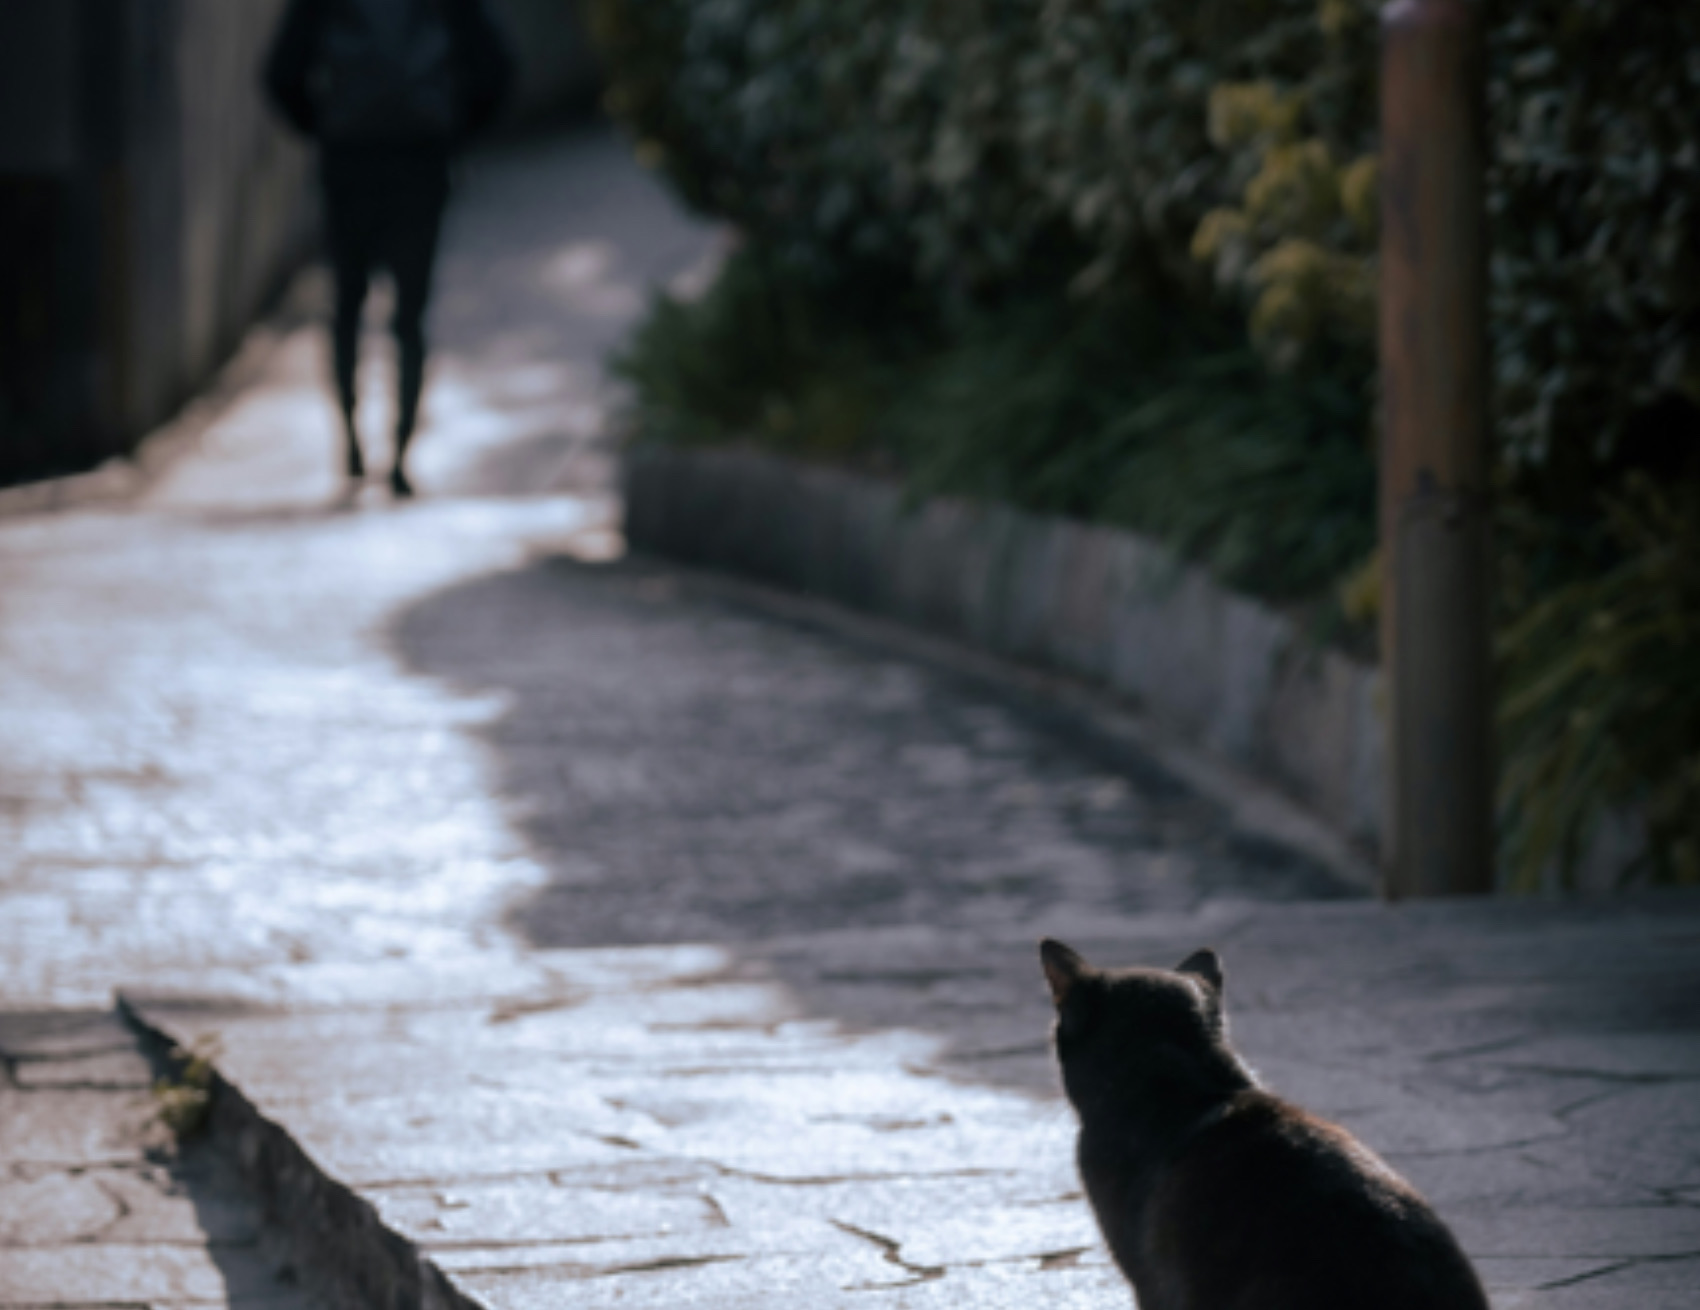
[3,127,1699,1310]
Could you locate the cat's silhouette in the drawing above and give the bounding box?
[1040,939,1489,1310]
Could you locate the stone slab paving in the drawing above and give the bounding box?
[124,894,1700,1310]
[0,1009,324,1310]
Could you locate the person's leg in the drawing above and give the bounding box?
[332,270,369,479]
[384,184,447,498]
[323,176,374,481]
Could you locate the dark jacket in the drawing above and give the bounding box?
[263,0,516,145]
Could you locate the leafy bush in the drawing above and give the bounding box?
[884,296,1374,600]
[613,244,909,460]
[587,0,1318,300]
[591,0,1700,470]
[586,0,1038,298]
[1191,14,1379,373]
[618,247,1374,603]
[1498,478,1700,889]
[1487,3,1700,476]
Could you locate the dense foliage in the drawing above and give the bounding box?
[1498,479,1700,889]
[593,0,1700,886]
[618,246,1375,602]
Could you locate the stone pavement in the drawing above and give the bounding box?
[4,125,1700,1309]
[122,896,1700,1310]
[0,1009,322,1309]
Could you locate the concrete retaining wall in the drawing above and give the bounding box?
[624,446,1388,856]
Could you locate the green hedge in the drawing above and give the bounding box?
[588,0,1349,299]
[593,0,1699,459]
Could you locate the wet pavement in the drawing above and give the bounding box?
[4,125,1700,1309]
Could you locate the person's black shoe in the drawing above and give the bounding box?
[346,436,366,480]
[389,464,414,499]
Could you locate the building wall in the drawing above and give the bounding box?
[0,0,314,481]
[0,3,100,477]
[0,5,80,173]
[174,0,317,420]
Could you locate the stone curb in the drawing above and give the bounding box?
[118,993,482,1310]
[624,446,1386,856]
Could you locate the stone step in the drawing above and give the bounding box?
[0,1007,326,1310]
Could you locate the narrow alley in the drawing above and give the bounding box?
[3,128,1697,1310]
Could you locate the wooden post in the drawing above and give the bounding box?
[1379,0,1494,898]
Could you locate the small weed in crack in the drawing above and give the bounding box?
[151,1035,222,1138]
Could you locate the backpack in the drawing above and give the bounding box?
[315,0,462,144]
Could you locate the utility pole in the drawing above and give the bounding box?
[1378,0,1494,898]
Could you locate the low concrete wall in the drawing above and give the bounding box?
[624,446,1387,856]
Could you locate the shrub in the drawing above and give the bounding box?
[885,295,1374,600]
[591,0,1700,474]
[612,244,910,460]
[586,0,1320,300]
[618,247,1375,604]
[1498,478,1700,889]
[1487,3,1700,476]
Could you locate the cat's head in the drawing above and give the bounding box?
[1039,939,1254,1120]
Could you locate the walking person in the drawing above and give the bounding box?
[263,0,515,497]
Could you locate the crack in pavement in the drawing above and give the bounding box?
[830,1218,947,1288]
[702,1162,1014,1188]
[1532,1251,1700,1291]
[419,1232,669,1251]
[452,1252,744,1280]
[1425,1036,1532,1063]
[1504,1066,1698,1087]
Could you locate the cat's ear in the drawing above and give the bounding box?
[1176,948,1224,996]
[1040,938,1091,1007]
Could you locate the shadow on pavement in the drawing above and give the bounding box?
[387,550,1359,1095]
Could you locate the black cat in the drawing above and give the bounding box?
[1040,939,1489,1310]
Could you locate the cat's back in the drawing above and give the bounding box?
[1140,1090,1488,1310]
